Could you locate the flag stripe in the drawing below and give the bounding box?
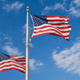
[34,27,71,32]
[47,16,70,20]
[33,31,69,36]
[48,21,68,24]
[0,66,25,73]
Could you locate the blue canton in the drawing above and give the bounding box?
[32,15,48,26]
[0,52,10,61]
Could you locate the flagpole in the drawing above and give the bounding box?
[26,6,29,80]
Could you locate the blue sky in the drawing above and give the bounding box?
[0,0,80,80]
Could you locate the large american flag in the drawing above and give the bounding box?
[0,52,25,73]
[31,15,72,41]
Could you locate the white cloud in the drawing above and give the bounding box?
[2,45,22,56]
[68,0,80,17]
[73,0,80,7]
[22,24,33,35]
[76,37,80,40]
[42,3,65,15]
[4,36,12,41]
[52,40,80,75]
[42,0,66,15]
[22,24,26,34]
[0,33,22,56]
[5,42,13,45]
[29,59,44,70]
[0,33,12,42]
[42,0,80,17]
[29,59,36,70]
[69,7,80,17]
[2,2,24,12]
[35,62,44,66]
[29,43,34,47]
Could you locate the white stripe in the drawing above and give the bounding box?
[33,31,69,36]
[17,59,26,60]
[34,27,71,32]
[12,56,25,58]
[34,24,50,28]
[34,27,57,32]
[48,21,68,24]
[65,37,69,39]
[47,17,69,20]
[59,28,72,31]
[0,59,12,64]
[0,61,25,68]
[0,66,25,72]
[54,24,71,27]
[33,31,60,35]
[34,24,71,28]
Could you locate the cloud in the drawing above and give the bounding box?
[22,24,33,35]
[0,33,22,56]
[68,7,80,17]
[73,0,80,7]
[2,45,22,56]
[68,0,80,17]
[42,0,66,15]
[4,36,12,41]
[2,2,24,12]
[29,59,44,70]
[29,43,34,47]
[0,33,12,42]
[52,40,80,75]
[42,0,80,17]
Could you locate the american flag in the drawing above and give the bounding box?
[31,15,72,41]
[0,52,25,73]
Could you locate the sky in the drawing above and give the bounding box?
[0,0,80,80]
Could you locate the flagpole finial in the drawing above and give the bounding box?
[27,6,29,9]
[27,6,29,12]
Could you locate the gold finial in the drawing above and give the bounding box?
[27,6,29,9]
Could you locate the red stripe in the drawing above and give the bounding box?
[49,23,69,25]
[34,25,71,30]
[0,67,25,73]
[47,16,70,19]
[18,57,25,59]
[33,29,70,34]
[13,59,26,62]
[32,32,70,40]
[0,60,25,66]
[32,32,61,37]
[0,60,15,65]
[0,60,25,68]
[10,56,25,59]
[57,26,72,29]
[19,63,26,65]
[47,19,68,22]
[0,63,25,70]
[34,25,52,30]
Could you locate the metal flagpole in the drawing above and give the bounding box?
[26,6,29,80]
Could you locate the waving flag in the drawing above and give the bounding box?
[31,15,72,41]
[0,52,25,73]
